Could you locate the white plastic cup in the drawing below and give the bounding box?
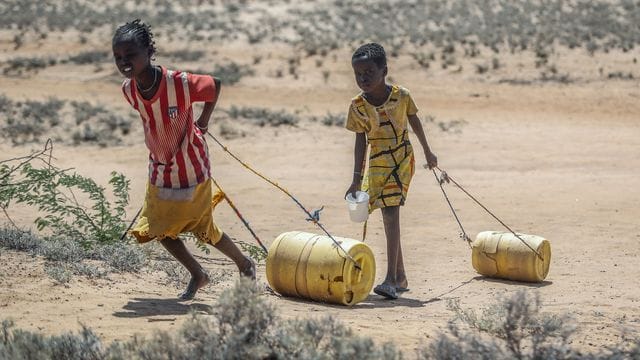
[345,191,370,223]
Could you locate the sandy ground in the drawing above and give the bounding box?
[1,34,639,355]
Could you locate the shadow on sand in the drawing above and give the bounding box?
[267,275,552,309]
[113,298,213,319]
[471,275,553,288]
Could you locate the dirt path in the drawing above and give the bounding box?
[2,75,639,354]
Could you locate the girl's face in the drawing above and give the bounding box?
[112,39,151,79]
[352,57,387,93]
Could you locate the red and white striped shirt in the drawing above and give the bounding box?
[122,67,216,189]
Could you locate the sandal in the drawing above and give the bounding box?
[374,283,398,300]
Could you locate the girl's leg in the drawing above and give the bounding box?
[396,235,408,290]
[160,237,209,300]
[212,232,256,279]
[381,206,401,287]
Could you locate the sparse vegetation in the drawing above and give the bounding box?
[3,57,55,76]
[418,290,640,360]
[0,280,401,359]
[0,96,132,146]
[213,62,255,85]
[0,153,130,248]
[437,118,467,133]
[226,106,299,127]
[218,121,245,140]
[44,262,73,284]
[0,142,145,277]
[238,241,267,264]
[312,112,346,127]
[607,71,635,80]
[0,0,637,84]
[164,50,205,62]
[0,2,638,356]
[68,50,109,65]
[0,285,638,359]
[0,226,146,283]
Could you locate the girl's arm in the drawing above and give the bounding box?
[345,132,367,198]
[408,114,438,169]
[195,77,222,132]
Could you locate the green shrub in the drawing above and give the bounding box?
[1,162,130,249]
[238,241,267,264]
[1,143,134,251]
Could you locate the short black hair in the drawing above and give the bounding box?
[352,43,386,68]
[112,19,156,57]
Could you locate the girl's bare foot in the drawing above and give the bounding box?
[179,272,210,300]
[239,256,256,280]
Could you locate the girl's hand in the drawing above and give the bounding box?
[345,181,361,199]
[425,151,438,169]
[195,119,208,134]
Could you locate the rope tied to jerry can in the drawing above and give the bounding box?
[430,165,545,261]
[207,132,363,271]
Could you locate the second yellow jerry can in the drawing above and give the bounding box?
[472,231,551,282]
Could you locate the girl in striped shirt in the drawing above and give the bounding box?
[112,19,255,300]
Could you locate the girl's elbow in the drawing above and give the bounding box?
[409,116,422,129]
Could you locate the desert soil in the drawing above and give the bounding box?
[0,33,639,355]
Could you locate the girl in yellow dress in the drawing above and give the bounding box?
[345,43,438,300]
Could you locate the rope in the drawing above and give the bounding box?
[119,206,142,241]
[431,169,472,248]
[362,220,367,242]
[207,132,362,270]
[430,166,545,261]
[209,176,268,254]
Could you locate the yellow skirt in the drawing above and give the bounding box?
[130,178,223,245]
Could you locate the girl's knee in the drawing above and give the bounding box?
[381,206,400,218]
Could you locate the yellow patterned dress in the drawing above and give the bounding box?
[346,85,417,211]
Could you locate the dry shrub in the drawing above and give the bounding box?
[418,290,640,360]
[1,284,638,359]
[0,279,401,359]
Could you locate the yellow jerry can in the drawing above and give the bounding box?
[472,231,551,282]
[266,231,375,305]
